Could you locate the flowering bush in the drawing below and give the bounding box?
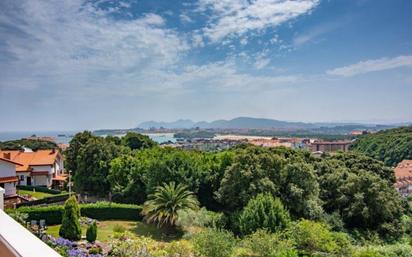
[48,235,103,257]
[54,237,74,248]
[109,232,195,257]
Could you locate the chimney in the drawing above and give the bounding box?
[3,153,11,160]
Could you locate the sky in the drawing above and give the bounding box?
[0,0,412,131]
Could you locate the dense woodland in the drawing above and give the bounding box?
[65,131,412,244]
[351,126,412,167]
[4,130,412,256]
[0,138,58,151]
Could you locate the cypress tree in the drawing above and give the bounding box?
[59,196,81,240]
[86,221,97,243]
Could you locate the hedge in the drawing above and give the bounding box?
[16,194,70,208]
[17,185,62,195]
[15,202,143,225]
[16,205,64,225]
[80,202,143,221]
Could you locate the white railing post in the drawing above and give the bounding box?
[0,187,4,210]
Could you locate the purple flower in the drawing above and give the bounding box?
[67,248,87,257]
[55,237,73,247]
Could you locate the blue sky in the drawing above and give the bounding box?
[0,0,411,131]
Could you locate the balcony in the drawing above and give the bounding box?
[0,209,61,257]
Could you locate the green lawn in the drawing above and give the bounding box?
[17,189,55,199]
[47,220,180,242]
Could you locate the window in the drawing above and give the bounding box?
[20,175,25,181]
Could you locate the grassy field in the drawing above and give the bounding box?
[17,189,55,199]
[47,220,180,242]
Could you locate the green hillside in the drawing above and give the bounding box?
[350,126,412,166]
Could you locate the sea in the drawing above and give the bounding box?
[0,131,176,145]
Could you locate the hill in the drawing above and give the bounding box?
[196,117,316,129]
[138,119,196,129]
[137,117,373,130]
[350,126,412,166]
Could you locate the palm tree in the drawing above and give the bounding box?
[142,182,199,229]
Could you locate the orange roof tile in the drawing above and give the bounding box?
[0,157,23,166]
[395,160,412,180]
[0,150,60,172]
[52,175,68,181]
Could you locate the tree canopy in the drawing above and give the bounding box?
[64,131,408,241]
[0,139,57,151]
[350,126,412,167]
[239,193,291,235]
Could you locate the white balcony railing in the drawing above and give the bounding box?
[0,209,61,257]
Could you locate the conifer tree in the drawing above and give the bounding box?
[59,196,81,240]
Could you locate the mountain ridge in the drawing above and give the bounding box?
[137,117,383,130]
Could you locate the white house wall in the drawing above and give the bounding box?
[0,161,17,177]
[54,156,64,176]
[32,175,50,187]
[17,171,31,186]
[4,182,16,196]
[31,165,52,174]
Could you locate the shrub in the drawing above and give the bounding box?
[163,240,195,257]
[17,185,62,194]
[290,219,352,257]
[321,211,345,232]
[191,228,237,257]
[86,221,97,243]
[234,229,297,257]
[376,244,412,257]
[81,202,142,221]
[17,202,143,225]
[113,224,126,233]
[238,193,291,235]
[109,234,164,256]
[353,244,412,257]
[88,246,102,255]
[7,210,28,225]
[17,205,64,225]
[177,207,226,230]
[59,196,81,240]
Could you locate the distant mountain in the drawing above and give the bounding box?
[137,117,409,130]
[138,119,196,129]
[138,117,327,130]
[197,117,317,129]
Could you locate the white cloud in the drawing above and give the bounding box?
[293,21,340,47]
[180,13,193,23]
[0,0,188,95]
[198,0,320,42]
[167,61,300,92]
[0,0,308,122]
[254,51,271,69]
[327,55,412,77]
[0,0,302,101]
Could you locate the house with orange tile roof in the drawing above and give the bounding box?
[0,149,65,188]
[394,160,412,196]
[0,157,22,198]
